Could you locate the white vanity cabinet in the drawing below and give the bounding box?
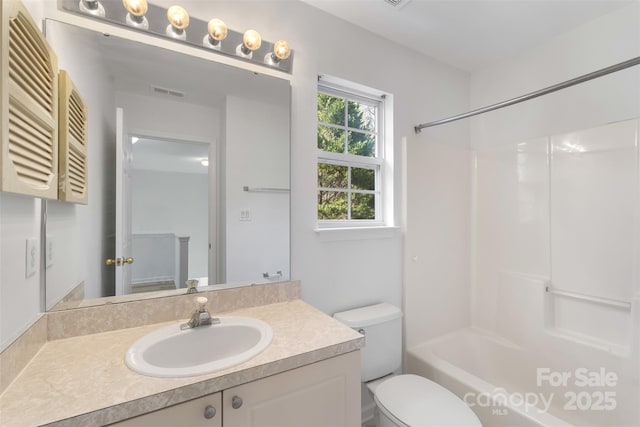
[111,351,361,427]
[224,351,360,427]
[111,392,222,427]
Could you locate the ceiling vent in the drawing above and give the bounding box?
[151,85,186,98]
[383,0,412,9]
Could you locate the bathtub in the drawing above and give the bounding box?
[406,328,639,426]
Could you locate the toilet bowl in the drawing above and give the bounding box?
[371,374,481,427]
[334,304,481,427]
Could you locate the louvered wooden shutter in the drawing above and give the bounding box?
[1,0,58,198]
[58,70,88,204]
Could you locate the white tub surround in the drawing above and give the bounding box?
[447,118,640,426]
[407,326,639,426]
[406,265,639,426]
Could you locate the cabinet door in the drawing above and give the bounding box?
[109,392,221,427]
[224,351,361,427]
[58,70,88,204]
[1,0,59,199]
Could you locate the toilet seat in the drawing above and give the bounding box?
[374,374,482,426]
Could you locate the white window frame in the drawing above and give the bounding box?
[316,78,389,229]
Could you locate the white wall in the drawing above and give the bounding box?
[470,2,640,149]
[155,0,469,315]
[44,20,117,303]
[403,142,471,348]
[131,169,209,281]
[0,194,42,349]
[0,1,48,350]
[115,92,220,145]
[22,0,44,24]
[282,2,468,315]
[0,1,46,349]
[224,95,290,283]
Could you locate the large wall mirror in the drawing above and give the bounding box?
[44,20,290,311]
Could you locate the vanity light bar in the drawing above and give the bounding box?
[60,0,294,73]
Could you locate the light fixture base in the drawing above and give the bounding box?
[79,0,105,17]
[203,34,222,50]
[236,44,253,59]
[126,13,149,30]
[264,52,281,66]
[61,0,293,73]
[166,25,186,40]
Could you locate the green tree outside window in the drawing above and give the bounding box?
[317,92,379,221]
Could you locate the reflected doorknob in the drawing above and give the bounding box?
[106,257,134,266]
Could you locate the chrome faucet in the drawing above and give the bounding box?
[186,279,199,294]
[181,296,219,330]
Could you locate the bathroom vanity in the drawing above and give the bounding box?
[0,282,364,427]
[112,352,359,427]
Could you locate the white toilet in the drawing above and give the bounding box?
[334,303,481,427]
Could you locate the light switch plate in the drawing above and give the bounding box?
[240,209,251,221]
[25,238,38,278]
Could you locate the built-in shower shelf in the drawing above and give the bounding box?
[545,286,634,354]
[546,327,631,357]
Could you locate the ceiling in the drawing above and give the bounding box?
[95,30,290,107]
[302,0,632,72]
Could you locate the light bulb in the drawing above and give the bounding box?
[243,30,262,51]
[167,5,189,29]
[123,0,148,29]
[208,19,228,41]
[265,40,291,66]
[273,40,291,60]
[123,0,147,16]
[203,18,227,49]
[237,29,261,58]
[166,5,189,40]
[274,40,291,60]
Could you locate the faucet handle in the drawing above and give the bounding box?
[196,296,208,311]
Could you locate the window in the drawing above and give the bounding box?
[317,79,388,227]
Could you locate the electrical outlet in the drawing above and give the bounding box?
[240,209,251,221]
[25,238,38,278]
[46,235,54,269]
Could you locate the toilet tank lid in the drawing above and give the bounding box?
[333,303,402,328]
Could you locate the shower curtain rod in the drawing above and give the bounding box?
[414,56,640,133]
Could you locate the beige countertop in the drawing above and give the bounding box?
[0,299,364,427]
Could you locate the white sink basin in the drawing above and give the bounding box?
[125,316,273,378]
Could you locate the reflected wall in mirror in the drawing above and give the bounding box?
[44,20,290,311]
[129,136,210,294]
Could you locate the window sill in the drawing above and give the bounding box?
[314,225,401,242]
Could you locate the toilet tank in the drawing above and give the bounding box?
[334,303,402,382]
